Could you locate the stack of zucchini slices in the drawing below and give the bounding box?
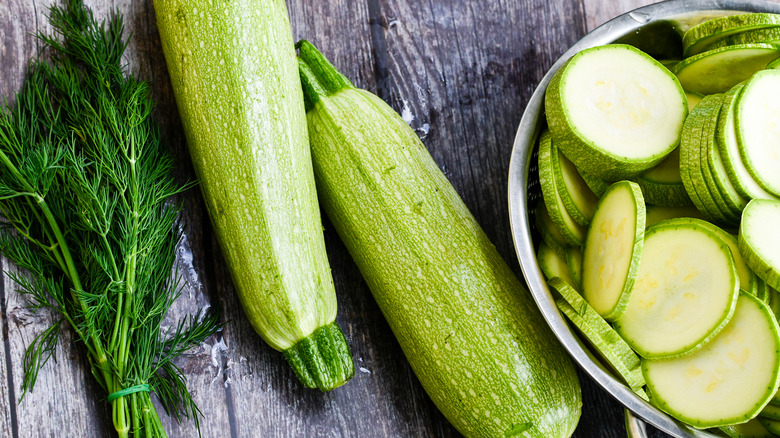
[534,12,780,436]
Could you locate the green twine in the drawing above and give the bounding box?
[107,384,151,402]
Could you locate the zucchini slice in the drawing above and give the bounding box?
[672,44,780,95]
[698,95,744,225]
[740,199,780,291]
[716,84,778,201]
[635,148,693,207]
[545,44,687,180]
[549,278,646,394]
[643,292,780,428]
[581,181,645,321]
[538,130,587,246]
[614,218,739,359]
[683,13,780,56]
[535,203,569,249]
[537,241,575,287]
[705,26,780,51]
[680,94,726,223]
[555,147,599,226]
[736,70,780,197]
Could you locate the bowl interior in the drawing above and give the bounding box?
[507,1,780,437]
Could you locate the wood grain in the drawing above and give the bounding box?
[0,0,714,436]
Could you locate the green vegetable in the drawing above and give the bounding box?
[740,199,780,291]
[298,40,582,438]
[643,292,780,428]
[0,1,220,436]
[545,44,687,180]
[615,218,739,359]
[672,43,780,95]
[153,0,354,390]
[682,13,780,56]
[548,278,646,396]
[581,181,645,321]
[538,130,586,246]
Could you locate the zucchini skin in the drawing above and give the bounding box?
[154,0,353,390]
[299,41,581,437]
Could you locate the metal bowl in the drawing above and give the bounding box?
[507,1,780,436]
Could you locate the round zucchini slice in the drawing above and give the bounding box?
[643,292,780,428]
[581,181,645,321]
[614,218,739,359]
[545,44,687,180]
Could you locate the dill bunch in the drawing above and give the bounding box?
[0,0,220,436]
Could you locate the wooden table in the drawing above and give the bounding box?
[0,0,751,436]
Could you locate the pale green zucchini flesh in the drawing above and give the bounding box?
[581,181,645,321]
[716,84,778,201]
[740,199,780,291]
[545,44,687,180]
[736,70,780,197]
[643,292,780,428]
[154,0,353,390]
[614,218,739,359]
[298,40,582,438]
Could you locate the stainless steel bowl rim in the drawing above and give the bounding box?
[507,1,780,437]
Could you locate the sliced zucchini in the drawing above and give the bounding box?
[555,147,599,226]
[672,44,780,95]
[769,57,780,69]
[704,26,780,51]
[740,199,780,291]
[537,241,575,287]
[683,13,780,56]
[698,95,744,226]
[545,44,687,180]
[538,130,587,246]
[581,181,645,321]
[680,94,728,223]
[614,218,739,359]
[735,70,780,197]
[716,84,778,201]
[566,246,583,289]
[719,417,777,438]
[635,148,693,207]
[535,203,569,249]
[645,205,706,228]
[549,278,646,394]
[643,292,780,428]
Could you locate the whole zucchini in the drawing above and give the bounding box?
[298,41,582,437]
[153,0,353,390]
